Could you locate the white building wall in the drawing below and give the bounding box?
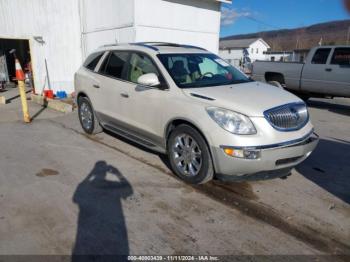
[248,40,269,61]
[134,0,221,53]
[80,0,136,57]
[218,49,243,67]
[0,0,82,94]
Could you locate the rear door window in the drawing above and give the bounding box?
[84,52,104,71]
[331,48,350,66]
[99,51,129,79]
[311,48,331,64]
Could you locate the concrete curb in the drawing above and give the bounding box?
[30,94,74,113]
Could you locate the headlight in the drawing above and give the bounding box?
[206,107,257,135]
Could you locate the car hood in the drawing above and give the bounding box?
[182,81,302,117]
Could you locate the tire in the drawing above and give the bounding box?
[268,81,283,89]
[78,97,103,135]
[167,124,214,184]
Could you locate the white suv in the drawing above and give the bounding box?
[75,42,318,184]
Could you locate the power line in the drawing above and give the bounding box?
[244,16,283,31]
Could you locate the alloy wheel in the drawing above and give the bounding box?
[80,102,93,131]
[172,134,202,177]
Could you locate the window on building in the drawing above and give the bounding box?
[84,52,104,71]
[331,48,350,66]
[311,48,331,64]
[99,51,129,79]
[256,48,259,54]
[228,49,231,54]
[251,48,253,53]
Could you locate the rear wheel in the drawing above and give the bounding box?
[78,97,102,134]
[167,125,214,184]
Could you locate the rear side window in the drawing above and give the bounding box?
[99,51,129,79]
[311,48,331,64]
[84,52,104,71]
[331,48,350,66]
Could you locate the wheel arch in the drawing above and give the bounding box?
[76,91,90,104]
[76,91,103,126]
[265,72,285,84]
[164,118,217,173]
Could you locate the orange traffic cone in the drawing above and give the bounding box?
[15,59,25,81]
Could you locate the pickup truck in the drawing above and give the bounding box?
[251,46,350,100]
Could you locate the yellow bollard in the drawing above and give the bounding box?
[15,58,31,123]
[18,80,31,123]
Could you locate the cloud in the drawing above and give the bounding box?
[221,7,251,26]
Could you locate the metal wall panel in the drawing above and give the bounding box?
[134,0,221,53]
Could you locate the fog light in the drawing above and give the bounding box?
[243,149,261,159]
[223,147,261,159]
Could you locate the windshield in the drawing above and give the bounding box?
[157,53,253,88]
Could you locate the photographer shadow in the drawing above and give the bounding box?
[72,161,133,260]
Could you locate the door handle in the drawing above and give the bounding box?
[93,84,100,89]
[325,68,332,72]
[120,92,129,98]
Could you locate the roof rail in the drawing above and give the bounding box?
[130,43,159,51]
[99,42,207,51]
[132,42,207,51]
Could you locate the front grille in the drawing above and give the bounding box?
[264,103,309,131]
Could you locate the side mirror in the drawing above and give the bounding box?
[137,73,160,87]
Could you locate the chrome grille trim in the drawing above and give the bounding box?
[264,103,309,132]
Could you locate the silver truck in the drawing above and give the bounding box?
[252,46,350,100]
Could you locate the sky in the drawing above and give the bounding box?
[220,0,350,37]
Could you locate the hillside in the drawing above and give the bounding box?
[221,20,350,51]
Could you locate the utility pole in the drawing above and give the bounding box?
[347,26,350,45]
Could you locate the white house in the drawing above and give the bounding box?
[0,0,231,95]
[219,38,271,66]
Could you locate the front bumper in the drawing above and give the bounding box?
[212,131,319,181]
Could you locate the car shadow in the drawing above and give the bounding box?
[307,99,350,117]
[103,129,160,155]
[296,138,350,204]
[72,161,133,260]
[103,129,177,174]
[102,125,350,205]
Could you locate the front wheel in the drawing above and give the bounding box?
[167,125,214,184]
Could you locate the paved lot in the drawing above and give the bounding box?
[0,94,349,259]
